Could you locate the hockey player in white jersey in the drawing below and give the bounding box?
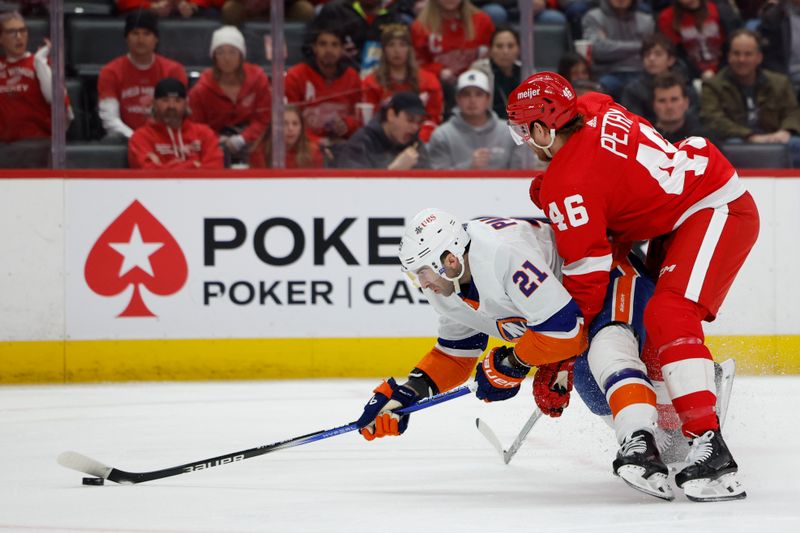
[356,208,674,500]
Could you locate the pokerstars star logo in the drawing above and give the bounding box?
[84,200,188,317]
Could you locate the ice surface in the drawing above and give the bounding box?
[1,377,798,532]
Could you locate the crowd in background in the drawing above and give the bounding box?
[2,0,800,169]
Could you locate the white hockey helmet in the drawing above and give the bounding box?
[398,208,470,282]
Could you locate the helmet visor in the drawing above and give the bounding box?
[508,122,531,146]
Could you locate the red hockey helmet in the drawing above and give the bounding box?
[506,72,577,130]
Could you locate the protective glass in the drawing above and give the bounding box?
[507,122,531,146]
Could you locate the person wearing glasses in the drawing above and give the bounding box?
[0,10,71,168]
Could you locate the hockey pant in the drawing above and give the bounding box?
[572,257,658,443]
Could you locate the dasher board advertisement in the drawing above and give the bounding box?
[65,178,541,340]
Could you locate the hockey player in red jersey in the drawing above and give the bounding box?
[356,209,677,500]
[506,72,758,502]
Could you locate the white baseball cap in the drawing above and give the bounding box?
[210,25,246,59]
[457,69,491,95]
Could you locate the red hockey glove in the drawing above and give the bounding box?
[475,346,531,402]
[529,175,544,210]
[356,378,418,441]
[533,358,575,417]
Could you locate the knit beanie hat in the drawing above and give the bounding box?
[124,10,159,38]
[209,25,246,59]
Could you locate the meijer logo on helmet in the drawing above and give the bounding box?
[517,88,540,100]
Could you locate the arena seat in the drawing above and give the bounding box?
[64,0,114,15]
[24,18,49,50]
[66,77,88,141]
[509,22,572,73]
[533,24,571,72]
[721,142,792,169]
[66,17,127,77]
[158,18,221,79]
[66,141,128,168]
[241,21,307,68]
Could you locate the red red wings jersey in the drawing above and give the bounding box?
[98,55,187,130]
[0,53,52,142]
[410,12,494,78]
[128,119,223,169]
[361,69,444,124]
[187,63,271,145]
[285,62,362,139]
[539,92,746,323]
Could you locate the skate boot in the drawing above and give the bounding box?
[676,430,747,502]
[613,430,674,501]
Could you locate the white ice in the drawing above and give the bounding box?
[1,376,799,532]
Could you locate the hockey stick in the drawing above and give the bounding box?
[57,382,477,485]
[475,408,544,465]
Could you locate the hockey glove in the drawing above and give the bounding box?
[533,358,575,417]
[356,378,418,441]
[475,346,531,402]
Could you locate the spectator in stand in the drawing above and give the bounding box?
[735,0,768,30]
[97,10,187,140]
[427,69,522,168]
[759,0,800,93]
[176,0,226,18]
[361,24,443,143]
[411,0,494,116]
[285,27,362,149]
[700,28,800,165]
[262,104,325,168]
[306,0,406,75]
[470,26,520,119]
[621,33,698,123]
[473,0,567,26]
[0,11,71,168]
[657,0,730,81]
[335,91,431,169]
[582,0,654,100]
[558,50,604,95]
[652,70,714,143]
[129,77,223,169]
[116,1,177,17]
[220,0,317,27]
[560,0,598,39]
[557,51,592,83]
[188,26,270,168]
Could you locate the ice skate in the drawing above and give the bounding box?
[676,430,746,502]
[613,430,674,501]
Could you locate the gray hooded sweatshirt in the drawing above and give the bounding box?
[582,0,654,76]
[427,108,523,170]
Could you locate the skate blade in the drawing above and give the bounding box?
[617,465,675,501]
[682,472,747,502]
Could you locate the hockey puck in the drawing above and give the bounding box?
[82,477,104,486]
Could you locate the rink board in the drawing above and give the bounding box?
[1,170,798,382]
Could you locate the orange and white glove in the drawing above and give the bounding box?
[356,379,418,441]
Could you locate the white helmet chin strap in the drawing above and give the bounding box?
[527,127,556,158]
[442,255,466,294]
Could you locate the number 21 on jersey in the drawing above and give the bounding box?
[513,260,548,297]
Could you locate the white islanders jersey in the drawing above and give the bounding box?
[424,217,582,360]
